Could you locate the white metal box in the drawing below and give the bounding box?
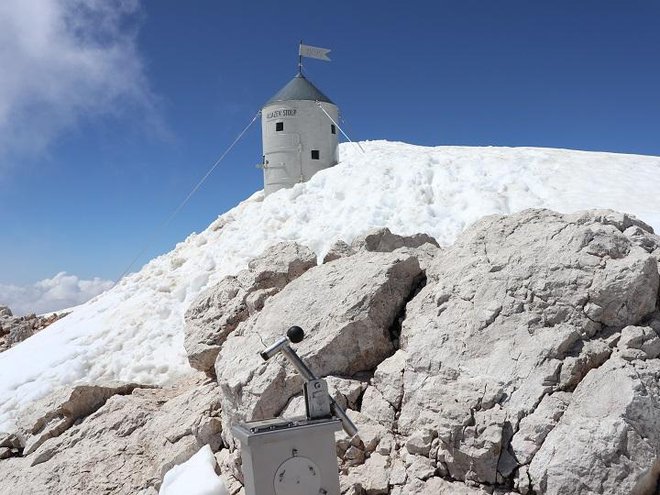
[232,417,342,495]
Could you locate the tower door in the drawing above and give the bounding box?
[264,133,302,191]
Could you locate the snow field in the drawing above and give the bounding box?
[1,140,659,434]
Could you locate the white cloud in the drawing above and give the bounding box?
[0,272,113,315]
[0,0,157,162]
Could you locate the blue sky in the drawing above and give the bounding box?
[1,1,659,311]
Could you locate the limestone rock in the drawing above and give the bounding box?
[583,249,658,327]
[0,376,225,494]
[617,325,660,360]
[557,339,612,390]
[215,250,422,440]
[573,209,654,237]
[184,242,316,374]
[389,457,407,485]
[279,395,306,418]
[375,433,394,456]
[345,410,388,455]
[405,429,436,457]
[509,392,571,465]
[407,455,436,481]
[391,476,492,494]
[528,358,660,494]
[360,386,395,427]
[244,242,315,279]
[326,376,367,411]
[354,422,386,454]
[335,410,386,465]
[392,242,441,272]
[351,227,439,253]
[631,459,660,495]
[6,320,36,347]
[397,209,659,486]
[323,239,356,263]
[371,349,406,409]
[343,452,390,494]
[324,228,441,266]
[16,382,146,456]
[0,432,20,449]
[215,448,244,493]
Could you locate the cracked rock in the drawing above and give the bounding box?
[617,325,660,360]
[214,250,422,445]
[528,357,660,494]
[344,452,390,494]
[510,392,571,465]
[323,239,356,263]
[15,382,147,456]
[0,376,225,494]
[397,209,660,487]
[360,386,396,428]
[371,350,406,410]
[184,242,316,374]
[351,227,439,253]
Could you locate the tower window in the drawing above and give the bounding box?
[311,150,320,160]
[275,122,284,131]
[331,124,336,134]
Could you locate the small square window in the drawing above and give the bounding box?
[275,122,284,131]
[331,124,336,134]
[311,150,320,160]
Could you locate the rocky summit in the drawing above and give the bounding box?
[0,308,68,353]
[1,209,659,494]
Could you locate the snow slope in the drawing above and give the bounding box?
[2,140,660,433]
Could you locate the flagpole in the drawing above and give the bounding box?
[298,40,303,75]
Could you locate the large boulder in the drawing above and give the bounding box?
[528,357,660,494]
[0,375,225,494]
[214,250,424,443]
[15,382,146,456]
[322,228,441,266]
[184,242,316,374]
[363,209,660,492]
[350,227,439,253]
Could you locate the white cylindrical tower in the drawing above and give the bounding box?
[260,73,339,195]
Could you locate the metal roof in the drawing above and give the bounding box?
[264,73,334,106]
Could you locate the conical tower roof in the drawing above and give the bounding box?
[264,73,334,106]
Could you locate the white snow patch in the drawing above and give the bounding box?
[1,140,659,434]
[159,445,227,495]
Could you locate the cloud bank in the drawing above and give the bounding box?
[0,0,156,162]
[0,272,113,316]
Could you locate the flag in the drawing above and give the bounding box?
[299,44,331,62]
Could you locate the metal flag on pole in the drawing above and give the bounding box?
[299,42,331,61]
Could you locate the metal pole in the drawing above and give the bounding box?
[281,346,316,381]
[298,40,303,75]
[280,346,358,437]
